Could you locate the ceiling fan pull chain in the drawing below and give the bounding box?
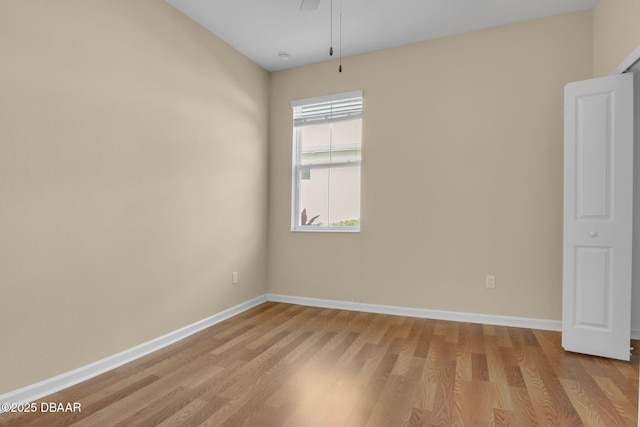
[330,0,334,56]
[339,0,342,72]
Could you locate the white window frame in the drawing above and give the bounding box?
[291,90,363,233]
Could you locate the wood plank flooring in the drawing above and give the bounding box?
[1,302,638,426]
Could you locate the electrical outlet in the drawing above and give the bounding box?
[485,275,496,289]
[232,272,238,285]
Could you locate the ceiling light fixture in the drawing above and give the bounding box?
[278,51,290,61]
[299,0,320,11]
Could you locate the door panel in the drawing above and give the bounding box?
[576,93,612,218]
[563,73,634,361]
[574,246,610,328]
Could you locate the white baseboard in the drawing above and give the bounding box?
[268,294,640,339]
[0,294,268,411]
[266,293,563,332]
[3,292,632,412]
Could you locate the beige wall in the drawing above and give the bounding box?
[268,11,593,320]
[3,1,627,398]
[593,0,640,76]
[0,0,269,393]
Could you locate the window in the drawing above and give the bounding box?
[291,91,362,232]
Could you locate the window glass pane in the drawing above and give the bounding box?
[300,123,331,166]
[299,167,329,227]
[331,119,362,163]
[328,166,360,226]
[298,166,361,227]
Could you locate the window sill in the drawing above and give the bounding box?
[292,226,360,233]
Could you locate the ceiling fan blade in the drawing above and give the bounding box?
[300,0,320,11]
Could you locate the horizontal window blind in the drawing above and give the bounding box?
[292,91,362,126]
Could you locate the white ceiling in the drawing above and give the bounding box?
[165,0,596,72]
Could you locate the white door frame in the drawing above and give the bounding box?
[609,46,640,76]
[610,43,640,427]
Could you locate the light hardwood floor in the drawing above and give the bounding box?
[1,302,638,426]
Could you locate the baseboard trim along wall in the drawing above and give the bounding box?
[2,293,638,411]
[0,294,268,412]
[267,294,564,332]
[268,293,640,342]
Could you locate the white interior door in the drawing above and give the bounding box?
[563,72,634,361]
